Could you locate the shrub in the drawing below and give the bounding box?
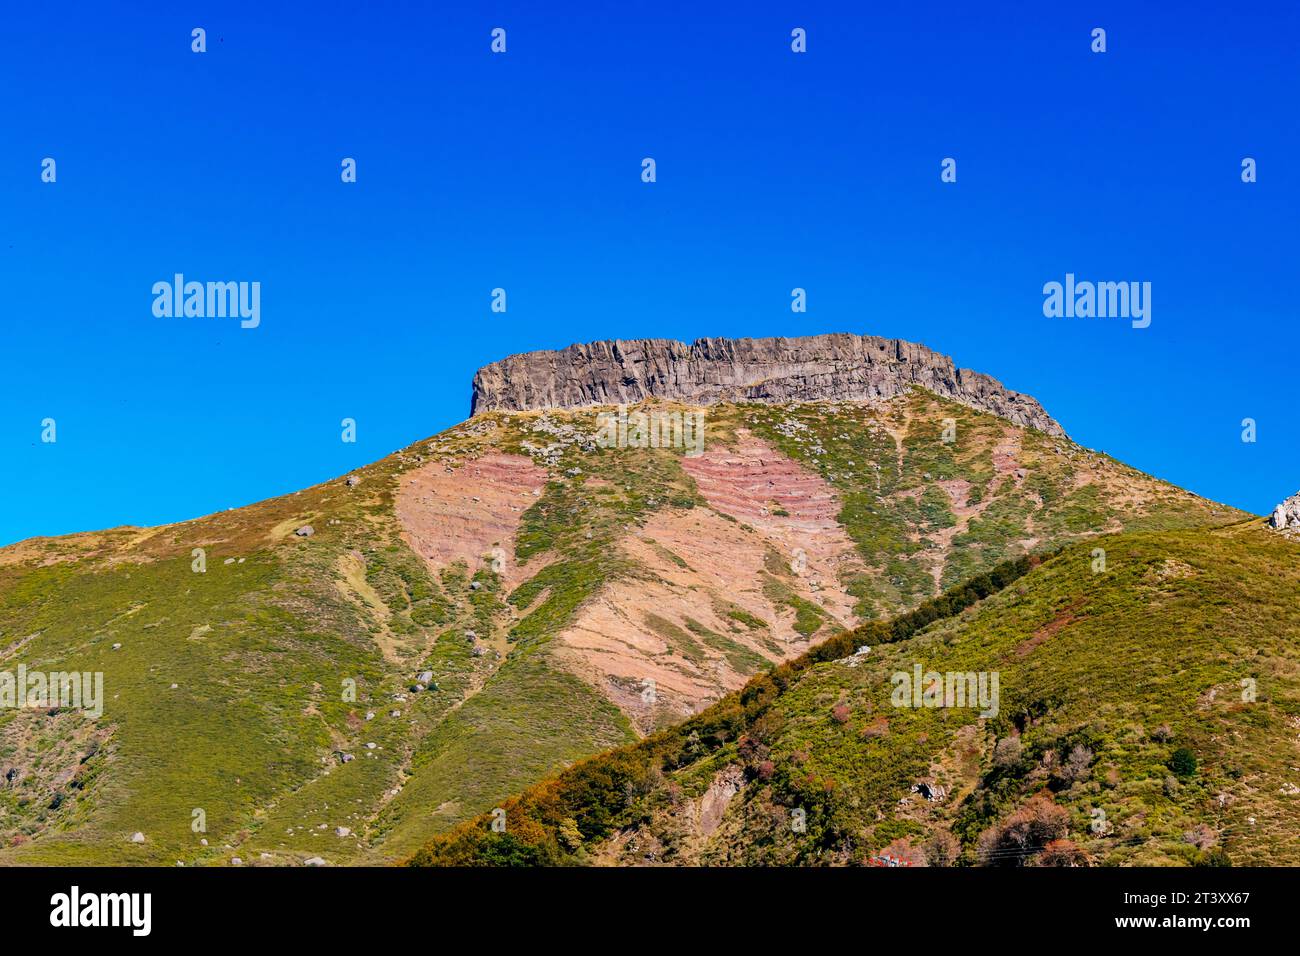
[1035,838,1088,867]
[992,735,1023,770]
[1168,747,1198,779]
[924,830,961,867]
[1052,745,1093,788]
[1193,847,1232,867]
[1183,824,1217,851]
[976,795,1069,867]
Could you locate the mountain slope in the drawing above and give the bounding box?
[410,520,1300,867]
[0,338,1247,865]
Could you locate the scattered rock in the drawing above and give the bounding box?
[304,856,327,867]
[295,525,315,537]
[335,827,351,837]
[130,832,145,843]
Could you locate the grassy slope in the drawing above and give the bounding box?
[411,521,1300,866]
[690,521,1300,866]
[0,389,1250,864]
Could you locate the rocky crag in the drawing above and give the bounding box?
[1269,491,1300,535]
[470,333,1064,436]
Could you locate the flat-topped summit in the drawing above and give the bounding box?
[470,333,1064,435]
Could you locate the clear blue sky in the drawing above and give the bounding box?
[2,1,1297,546]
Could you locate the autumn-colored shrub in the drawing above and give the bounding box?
[1035,838,1088,867]
[924,830,961,866]
[976,795,1069,867]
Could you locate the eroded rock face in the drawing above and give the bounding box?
[470,333,1064,436]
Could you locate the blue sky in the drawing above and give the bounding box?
[2,1,1297,546]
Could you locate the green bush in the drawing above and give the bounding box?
[1168,747,1198,779]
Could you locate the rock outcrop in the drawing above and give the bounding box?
[1269,492,1300,534]
[470,333,1064,435]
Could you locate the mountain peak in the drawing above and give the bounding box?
[470,333,1064,436]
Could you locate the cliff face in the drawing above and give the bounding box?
[470,333,1065,435]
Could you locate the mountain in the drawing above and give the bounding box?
[0,334,1245,865]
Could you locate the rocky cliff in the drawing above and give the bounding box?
[470,333,1065,435]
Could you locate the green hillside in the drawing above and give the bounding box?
[409,521,1300,867]
[0,390,1249,864]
